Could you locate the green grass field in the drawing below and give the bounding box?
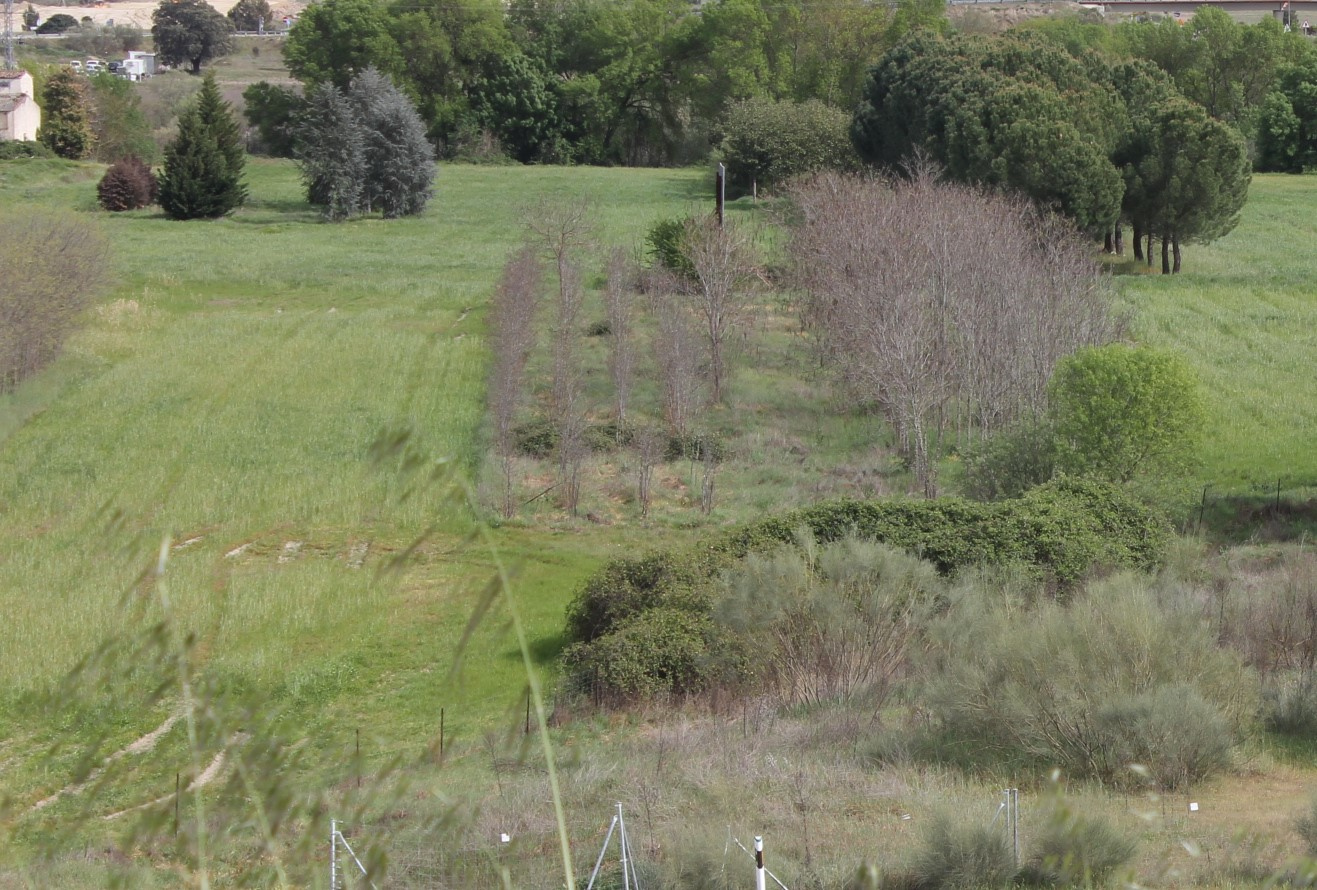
[1119,175,1317,497]
[3,158,1317,885]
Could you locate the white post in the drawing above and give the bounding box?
[330,819,338,890]
[617,803,631,890]
[1010,788,1020,870]
[755,836,766,890]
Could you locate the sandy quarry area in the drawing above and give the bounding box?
[28,0,299,30]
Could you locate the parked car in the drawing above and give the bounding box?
[107,61,123,74]
[67,60,83,72]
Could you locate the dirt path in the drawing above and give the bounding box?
[30,712,181,812]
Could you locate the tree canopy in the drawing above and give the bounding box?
[851,30,1251,270]
[152,0,236,74]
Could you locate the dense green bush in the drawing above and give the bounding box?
[564,480,1170,702]
[562,607,724,701]
[646,215,695,278]
[1049,345,1205,488]
[962,415,1057,501]
[718,96,857,195]
[0,141,54,160]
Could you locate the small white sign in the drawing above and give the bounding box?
[1188,802,1199,813]
[500,833,511,843]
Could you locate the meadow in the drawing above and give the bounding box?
[1,158,1316,887]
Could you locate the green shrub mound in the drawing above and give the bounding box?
[564,479,1171,703]
[0,141,55,160]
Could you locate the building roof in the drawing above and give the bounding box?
[0,70,29,80]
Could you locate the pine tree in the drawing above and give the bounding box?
[295,82,366,221]
[38,69,96,160]
[158,73,247,220]
[293,67,434,221]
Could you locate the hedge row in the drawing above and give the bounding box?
[563,479,1171,702]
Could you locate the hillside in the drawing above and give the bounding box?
[2,160,1317,887]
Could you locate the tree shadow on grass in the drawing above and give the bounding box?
[503,632,567,667]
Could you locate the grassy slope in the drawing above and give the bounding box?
[3,159,1317,884]
[1119,174,1317,495]
[0,160,711,850]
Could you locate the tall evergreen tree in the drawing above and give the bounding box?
[295,82,367,220]
[158,74,247,220]
[294,68,434,220]
[351,69,435,218]
[38,69,96,160]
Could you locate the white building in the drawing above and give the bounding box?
[0,69,41,142]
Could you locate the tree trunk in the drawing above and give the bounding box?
[1161,235,1170,274]
[1146,234,1154,267]
[1132,224,1144,261]
[1114,225,1124,256]
[1104,230,1114,254]
[1172,237,1182,273]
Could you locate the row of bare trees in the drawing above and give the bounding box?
[787,170,1125,496]
[0,209,110,394]
[486,202,761,519]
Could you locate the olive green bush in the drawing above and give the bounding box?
[715,533,943,707]
[918,575,1255,787]
[907,810,1016,890]
[1022,794,1136,887]
[1296,796,1317,857]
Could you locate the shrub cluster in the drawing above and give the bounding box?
[97,156,158,211]
[917,576,1253,788]
[564,479,1171,703]
[0,141,55,160]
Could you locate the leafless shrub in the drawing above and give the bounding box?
[1224,550,1317,682]
[679,215,760,404]
[635,426,665,519]
[0,208,111,393]
[528,200,593,516]
[700,434,717,515]
[603,247,638,429]
[649,287,703,439]
[786,169,1122,496]
[488,243,543,518]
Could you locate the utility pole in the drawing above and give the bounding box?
[4,0,17,72]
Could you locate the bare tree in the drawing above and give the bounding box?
[602,247,637,429]
[788,170,1122,496]
[528,200,593,516]
[649,284,703,439]
[0,209,111,393]
[487,243,543,518]
[635,425,665,519]
[680,215,759,404]
[699,434,717,515]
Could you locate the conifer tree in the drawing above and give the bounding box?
[158,73,247,220]
[38,69,96,159]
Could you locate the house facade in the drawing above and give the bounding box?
[0,70,41,142]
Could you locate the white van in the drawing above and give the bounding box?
[84,59,104,73]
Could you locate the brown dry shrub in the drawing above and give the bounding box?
[97,156,158,211]
[0,208,111,392]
